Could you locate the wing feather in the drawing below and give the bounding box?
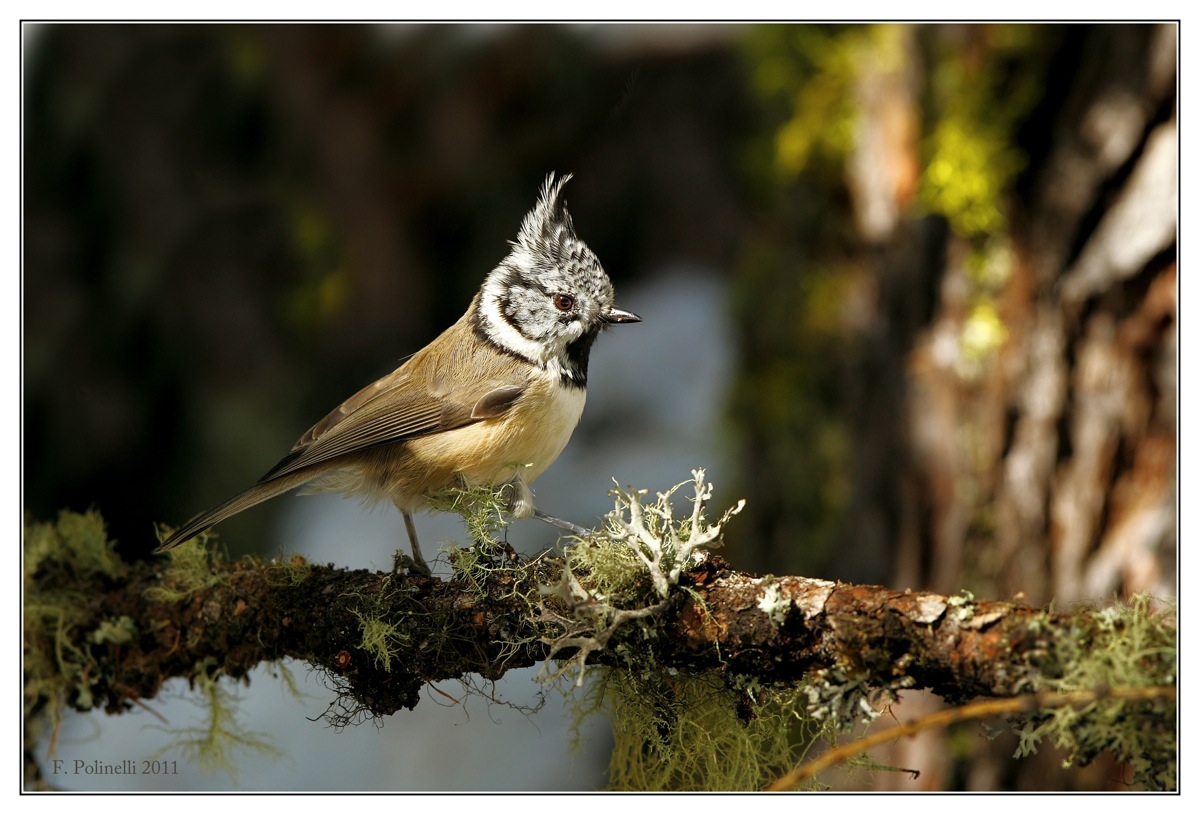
[257,313,531,484]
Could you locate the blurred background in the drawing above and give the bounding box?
[23,22,1176,791]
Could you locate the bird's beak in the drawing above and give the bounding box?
[601,306,641,325]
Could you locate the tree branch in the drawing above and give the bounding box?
[24,483,1176,790]
[26,509,1146,721]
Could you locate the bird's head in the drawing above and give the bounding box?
[478,173,639,385]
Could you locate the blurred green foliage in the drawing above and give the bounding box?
[731,24,1056,578]
[750,25,861,178]
[920,25,1046,238]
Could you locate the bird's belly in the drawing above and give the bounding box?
[408,381,586,488]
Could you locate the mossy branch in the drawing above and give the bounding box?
[23,472,1176,789]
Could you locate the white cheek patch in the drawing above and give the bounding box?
[479,278,552,365]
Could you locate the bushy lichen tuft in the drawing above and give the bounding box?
[562,468,744,611]
[1011,594,1176,789]
[538,469,743,687]
[590,670,838,791]
[538,471,851,791]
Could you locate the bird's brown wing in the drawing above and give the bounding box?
[291,362,413,450]
[156,361,524,553]
[257,354,528,484]
[156,308,531,553]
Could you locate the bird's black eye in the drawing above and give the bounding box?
[553,293,575,312]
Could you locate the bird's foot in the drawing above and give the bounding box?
[392,549,432,578]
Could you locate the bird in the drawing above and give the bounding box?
[156,173,640,574]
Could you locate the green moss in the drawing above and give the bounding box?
[428,481,512,548]
[23,510,128,720]
[24,510,291,782]
[24,509,126,583]
[262,553,314,586]
[565,524,655,606]
[143,531,228,602]
[428,481,524,597]
[90,616,138,646]
[352,610,410,672]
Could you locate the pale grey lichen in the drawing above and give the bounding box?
[538,468,745,686]
[757,579,789,627]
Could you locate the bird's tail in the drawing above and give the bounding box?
[155,471,314,552]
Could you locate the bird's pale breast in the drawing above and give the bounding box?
[406,372,586,488]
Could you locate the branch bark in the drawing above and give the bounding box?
[28,538,1107,724]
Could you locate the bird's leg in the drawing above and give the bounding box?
[497,473,591,538]
[532,508,592,538]
[394,509,432,577]
[499,474,536,520]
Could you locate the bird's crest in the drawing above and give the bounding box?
[516,172,576,254]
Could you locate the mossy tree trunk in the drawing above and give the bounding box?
[733,23,1176,790]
